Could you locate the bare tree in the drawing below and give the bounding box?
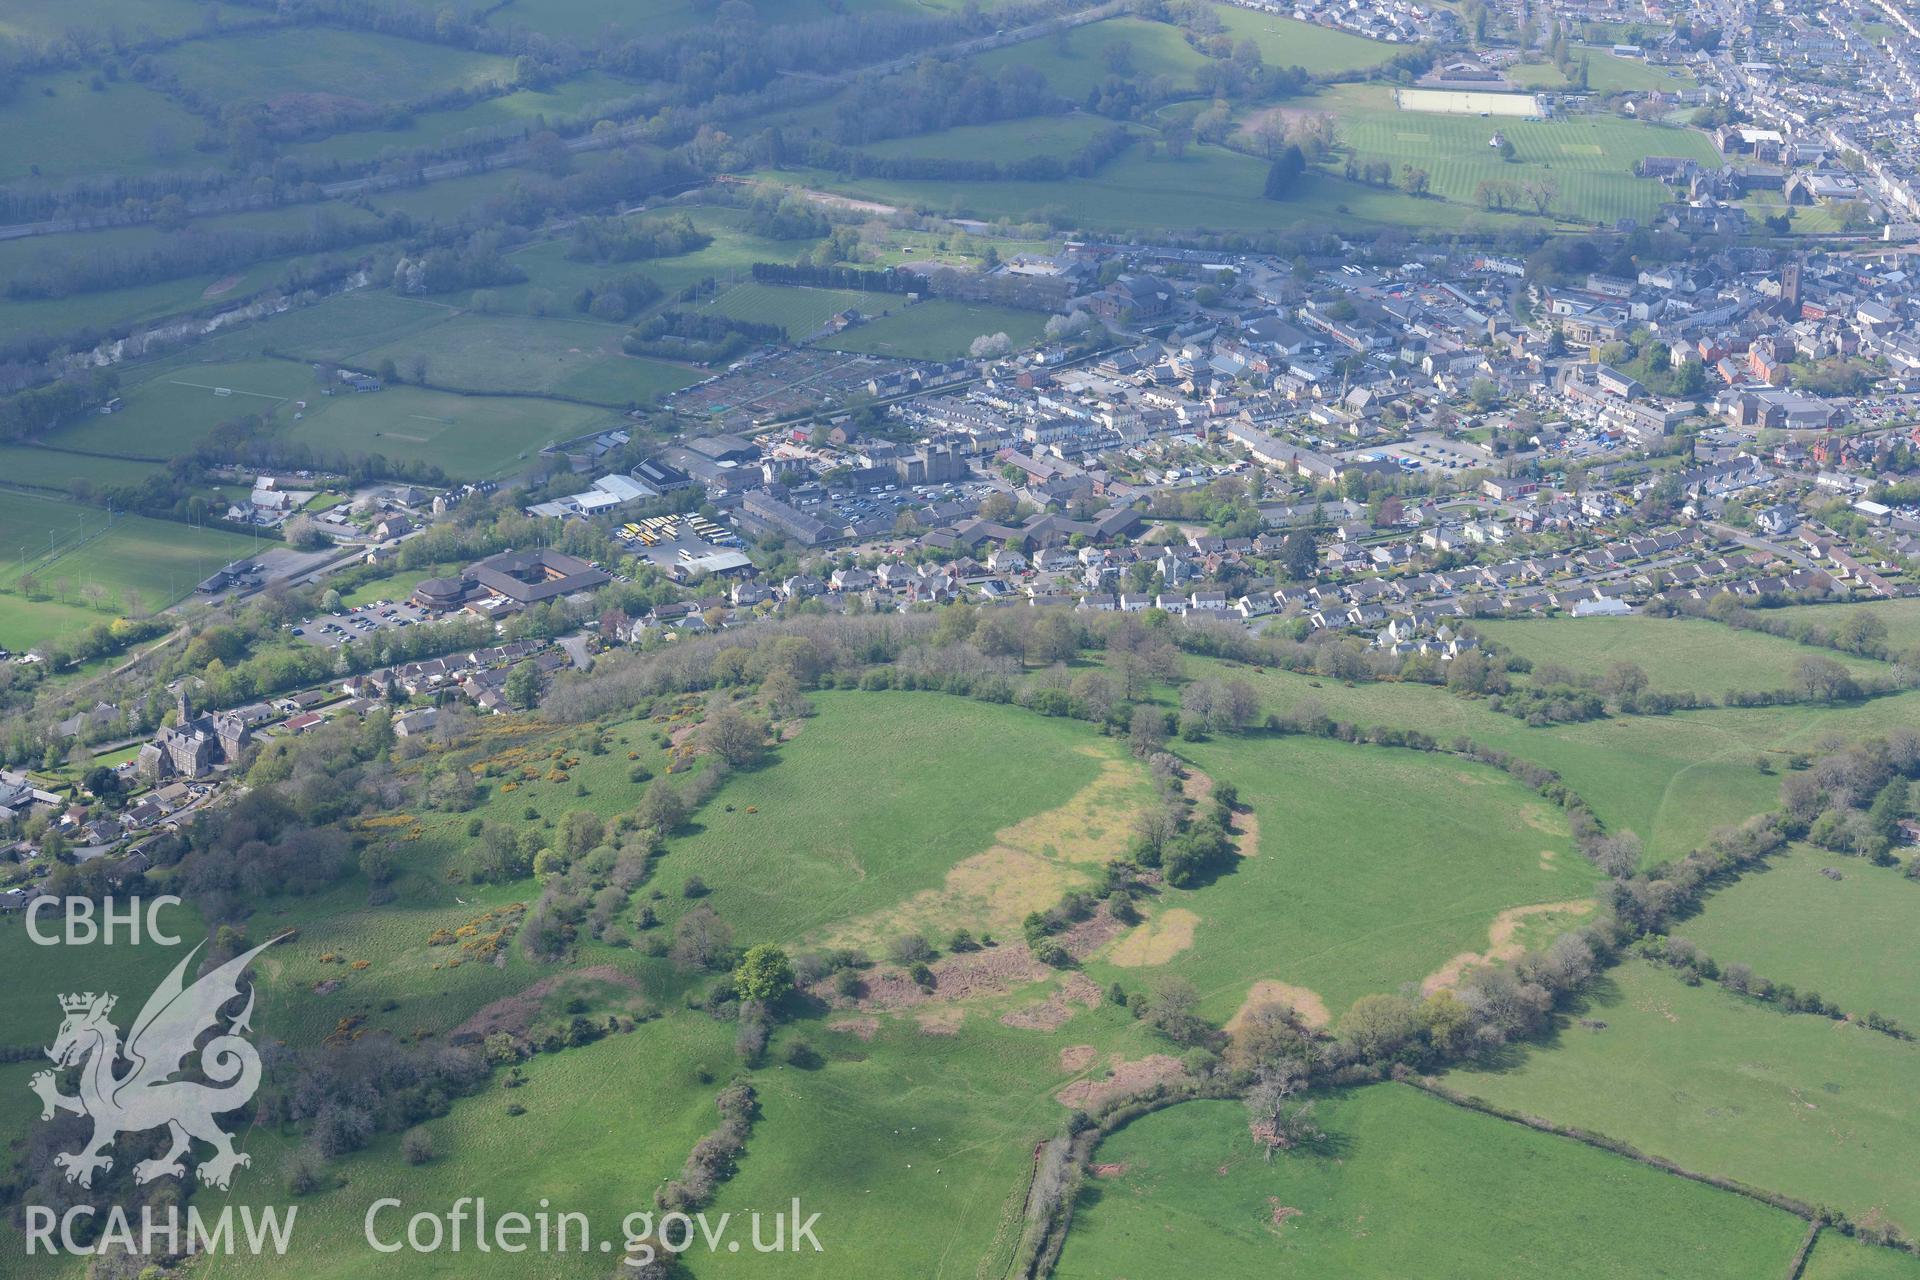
[1245,1062,1320,1161]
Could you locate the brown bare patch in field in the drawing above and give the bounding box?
[1059,1044,1098,1072]
[827,1016,878,1041]
[1227,980,1331,1032]
[201,274,243,299]
[1268,1199,1304,1230]
[1002,997,1075,1031]
[1538,848,1559,871]
[1089,1162,1130,1177]
[450,964,637,1042]
[1108,907,1200,967]
[1001,973,1104,1031]
[821,941,1047,1012]
[819,751,1149,950]
[915,1007,963,1035]
[1054,1055,1186,1109]
[1420,899,1595,997]
[1061,972,1103,1007]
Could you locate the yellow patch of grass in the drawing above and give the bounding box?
[1226,979,1331,1031]
[817,749,1150,949]
[1107,907,1200,967]
[1420,899,1594,997]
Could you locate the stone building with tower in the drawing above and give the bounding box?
[137,685,251,781]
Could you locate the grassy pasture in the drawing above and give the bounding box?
[1205,6,1400,74]
[280,384,614,478]
[1771,598,1920,655]
[283,72,643,167]
[1505,50,1698,94]
[1323,82,1718,224]
[1449,961,1920,1236]
[1680,845,1920,1028]
[0,445,165,492]
[204,290,458,365]
[657,692,1147,945]
[348,312,700,404]
[0,0,218,43]
[214,1016,737,1280]
[0,71,208,186]
[1055,1086,1806,1279]
[757,141,1522,236]
[0,261,298,348]
[1183,656,1920,863]
[453,204,813,316]
[702,281,882,339]
[704,1011,1145,1280]
[0,203,388,290]
[152,27,516,110]
[484,0,930,42]
[1109,732,1598,1021]
[858,113,1126,163]
[1805,1232,1920,1279]
[0,488,254,612]
[43,358,321,458]
[968,17,1212,100]
[1474,614,1890,693]
[816,300,1048,360]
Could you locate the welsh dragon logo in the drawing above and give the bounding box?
[29,936,281,1191]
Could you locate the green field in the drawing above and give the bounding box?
[1109,732,1599,1021]
[280,384,616,478]
[0,259,302,348]
[207,290,460,364]
[349,312,700,404]
[703,281,884,339]
[41,358,322,459]
[0,445,165,492]
[1321,82,1719,224]
[1450,961,1920,1234]
[1475,614,1891,694]
[1806,1232,1920,1280]
[448,204,818,318]
[1192,656,1920,863]
[1206,6,1399,74]
[284,73,643,167]
[1681,845,1920,1029]
[0,70,209,186]
[816,300,1049,360]
[860,113,1128,164]
[0,488,254,646]
[0,695,1161,1279]
[482,0,929,42]
[758,140,1524,236]
[1506,49,1698,94]
[0,0,218,43]
[658,692,1149,944]
[1772,598,1920,655]
[152,27,515,111]
[969,17,1212,100]
[1057,1086,1806,1279]
[0,202,389,290]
